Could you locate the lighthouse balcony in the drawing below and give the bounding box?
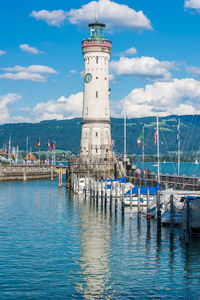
[82,39,112,49]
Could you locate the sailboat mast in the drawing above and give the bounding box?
[157,116,160,183]
[124,114,126,176]
[142,126,144,170]
[178,118,180,176]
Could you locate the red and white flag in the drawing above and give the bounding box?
[154,130,158,144]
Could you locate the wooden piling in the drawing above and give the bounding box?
[51,166,53,181]
[89,179,92,199]
[105,181,107,205]
[185,197,191,244]
[77,175,79,194]
[137,187,141,217]
[96,180,99,202]
[110,182,113,208]
[101,180,103,201]
[122,183,125,213]
[115,183,118,210]
[170,194,174,232]
[156,190,161,231]
[147,189,150,222]
[130,186,133,219]
[23,167,27,182]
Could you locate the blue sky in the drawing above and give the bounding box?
[1,0,200,123]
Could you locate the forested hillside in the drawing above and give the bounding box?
[0,115,199,155]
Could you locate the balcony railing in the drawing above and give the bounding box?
[82,39,112,49]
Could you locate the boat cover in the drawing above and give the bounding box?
[100,177,126,183]
[125,184,160,196]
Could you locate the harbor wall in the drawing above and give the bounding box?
[0,164,57,181]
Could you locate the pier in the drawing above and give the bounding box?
[0,164,57,181]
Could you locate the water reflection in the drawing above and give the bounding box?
[75,194,112,299]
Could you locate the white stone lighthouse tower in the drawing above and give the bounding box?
[80,21,112,159]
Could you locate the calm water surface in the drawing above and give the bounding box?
[0,179,200,299]
[138,162,200,177]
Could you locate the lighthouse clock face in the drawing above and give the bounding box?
[85,73,92,83]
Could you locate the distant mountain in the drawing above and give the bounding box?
[0,115,200,155]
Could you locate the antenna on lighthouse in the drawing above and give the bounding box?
[95,6,98,22]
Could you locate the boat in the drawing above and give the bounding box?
[124,185,159,206]
[150,189,200,225]
[195,159,198,164]
[182,196,200,232]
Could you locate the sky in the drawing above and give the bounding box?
[1,0,200,123]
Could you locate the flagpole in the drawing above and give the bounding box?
[26,136,28,154]
[39,138,41,164]
[142,125,144,171]
[178,118,180,176]
[124,114,126,177]
[156,116,160,184]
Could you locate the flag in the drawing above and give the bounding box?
[176,121,180,143]
[154,130,157,145]
[137,130,143,147]
[47,140,51,149]
[35,139,40,148]
[51,142,55,152]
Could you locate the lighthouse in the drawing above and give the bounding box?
[80,21,112,159]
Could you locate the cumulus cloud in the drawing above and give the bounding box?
[0,93,21,124]
[0,65,57,82]
[118,47,137,56]
[30,0,152,31]
[67,0,152,30]
[0,50,6,56]
[112,78,200,118]
[32,92,83,121]
[110,56,175,81]
[185,0,200,11]
[19,44,42,55]
[30,10,66,27]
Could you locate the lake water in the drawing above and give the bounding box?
[137,162,200,177]
[1,178,200,299]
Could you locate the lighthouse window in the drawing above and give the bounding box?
[96,91,98,98]
[96,56,98,64]
[96,132,98,137]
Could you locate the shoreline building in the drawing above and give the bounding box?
[80,21,112,159]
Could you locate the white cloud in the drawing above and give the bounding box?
[0,65,57,82]
[30,0,152,31]
[32,92,83,121]
[0,50,6,56]
[19,44,42,55]
[67,0,152,30]
[110,56,175,81]
[112,78,200,118]
[186,65,200,75]
[118,47,137,56]
[109,73,116,83]
[70,69,77,74]
[1,65,57,74]
[30,10,66,27]
[0,93,21,124]
[185,0,200,11]
[0,72,46,82]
